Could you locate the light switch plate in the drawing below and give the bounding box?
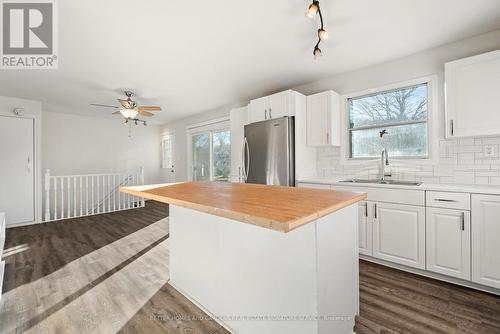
[484,145,495,157]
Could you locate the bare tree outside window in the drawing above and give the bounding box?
[348,83,428,159]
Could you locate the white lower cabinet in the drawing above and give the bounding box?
[358,201,372,256]
[372,202,426,269]
[426,207,471,280]
[472,194,500,289]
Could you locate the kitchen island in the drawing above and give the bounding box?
[120,182,366,334]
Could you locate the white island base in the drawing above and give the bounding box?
[168,204,359,334]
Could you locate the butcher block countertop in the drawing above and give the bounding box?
[120,182,366,233]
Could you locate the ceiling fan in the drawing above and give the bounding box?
[90,91,162,121]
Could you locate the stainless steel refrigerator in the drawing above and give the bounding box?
[242,116,295,186]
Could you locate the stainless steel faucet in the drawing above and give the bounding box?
[380,148,391,181]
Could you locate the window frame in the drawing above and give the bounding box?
[340,75,439,165]
[186,117,231,181]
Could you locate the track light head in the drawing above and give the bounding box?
[318,28,328,41]
[313,46,322,59]
[305,1,319,19]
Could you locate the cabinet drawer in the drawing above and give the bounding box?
[426,191,470,210]
[331,185,424,206]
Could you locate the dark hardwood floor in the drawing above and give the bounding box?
[1,200,499,333]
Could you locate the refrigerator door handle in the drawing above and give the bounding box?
[243,137,250,181]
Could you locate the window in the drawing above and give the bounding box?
[188,119,231,182]
[162,134,174,169]
[347,83,428,159]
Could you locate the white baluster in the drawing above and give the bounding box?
[86,176,89,215]
[67,176,70,218]
[107,175,111,213]
[113,174,116,211]
[61,177,65,219]
[140,166,145,207]
[73,176,77,217]
[54,176,58,220]
[102,175,105,213]
[91,176,95,214]
[96,176,100,214]
[79,176,83,217]
[44,169,51,221]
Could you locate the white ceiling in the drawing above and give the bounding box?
[1,0,499,124]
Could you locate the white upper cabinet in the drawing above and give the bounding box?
[306,91,340,147]
[445,49,500,138]
[472,194,500,289]
[426,207,471,280]
[230,106,249,183]
[248,90,294,123]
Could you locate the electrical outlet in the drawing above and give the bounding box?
[484,145,495,157]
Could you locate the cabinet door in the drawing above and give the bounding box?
[472,194,500,289]
[426,208,471,280]
[249,96,269,123]
[445,50,500,138]
[268,91,290,119]
[372,202,425,269]
[306,91,340,147]
[358,201,372,256]
[230,107,248,182]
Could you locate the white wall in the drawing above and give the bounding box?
[162,106,233,182]
[42,111,164,184]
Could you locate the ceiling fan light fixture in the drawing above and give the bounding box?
[120,109,138,119]
[306,1,319,18]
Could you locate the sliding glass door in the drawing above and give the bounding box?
[191,127,230,181]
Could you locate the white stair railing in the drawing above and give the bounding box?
[43,167,145,222]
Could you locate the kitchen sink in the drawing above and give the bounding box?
[340,179,422,186]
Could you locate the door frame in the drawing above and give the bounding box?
[0,109,42,226]
[186,117,230,181]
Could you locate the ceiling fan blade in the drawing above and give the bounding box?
[138,106,161,111]
[90,103,119,109]
[138,109,154,117]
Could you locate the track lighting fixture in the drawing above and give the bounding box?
[306,0,328,59]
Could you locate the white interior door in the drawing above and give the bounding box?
[0,116,35,225]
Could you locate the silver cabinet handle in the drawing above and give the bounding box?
[461,212,465,231]
[27,154,31,173]
[374,203,377,219]
[364,203,368,218]
[269,107,272,119]
[434,198,458,202]
[265,109,268,120]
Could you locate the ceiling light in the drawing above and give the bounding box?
[306,1,328,59]
[305,1,319,18]
[120,109,138,119]
[318,28,328,41]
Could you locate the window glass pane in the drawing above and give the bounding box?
[212,130,231,181]
[350,123,428,158]
[192,133,210,181]
[349,83,428,128]
[162,137,173,168]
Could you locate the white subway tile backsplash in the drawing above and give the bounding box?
[315,136,500,185]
